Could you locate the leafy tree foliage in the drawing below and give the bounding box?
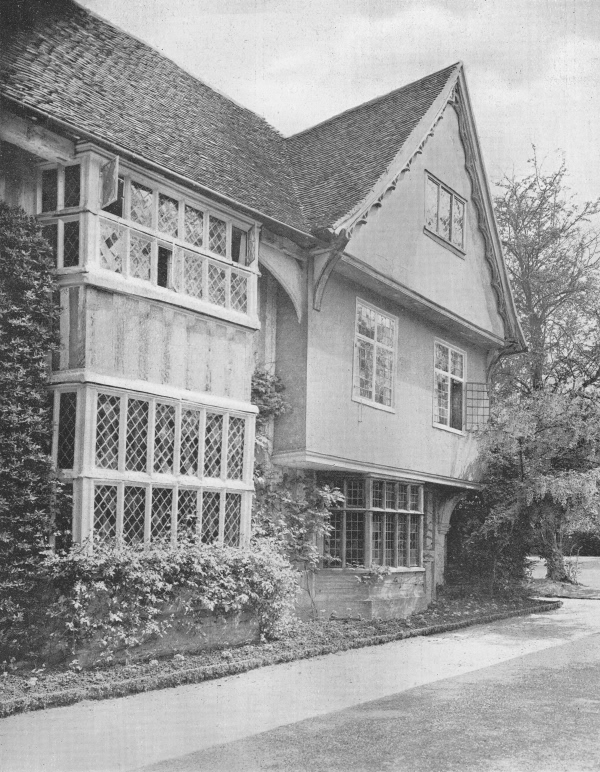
[0,203,60,649]
[472,392,600,582]
[494,152,600,394]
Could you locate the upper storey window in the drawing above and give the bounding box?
[99,173,256,315]
[425,173,465,253]
[38,164,82,269]
[353,300,396,410]
[434,341,465,432]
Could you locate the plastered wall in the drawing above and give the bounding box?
[347,105,505,341]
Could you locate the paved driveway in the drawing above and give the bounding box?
[2,598,600,771]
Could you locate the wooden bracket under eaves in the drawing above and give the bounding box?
[312,229,350,311]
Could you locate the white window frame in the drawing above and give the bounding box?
[89,386,252,548]
[97,170,257,312]
[433,339,466,434]
[352,298,397,413]
[424,172,466,256]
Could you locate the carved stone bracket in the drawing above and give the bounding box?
[312,229,350,311]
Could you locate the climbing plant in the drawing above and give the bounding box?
[0,202,62,651]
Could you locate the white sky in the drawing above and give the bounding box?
[79,0,600,202]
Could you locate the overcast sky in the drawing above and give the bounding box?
[79,0,600,203]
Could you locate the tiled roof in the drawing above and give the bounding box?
[0,0,309,232]
[285,64,459,232]
[0,0,458,239]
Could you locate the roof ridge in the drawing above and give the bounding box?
[285,62,462,142]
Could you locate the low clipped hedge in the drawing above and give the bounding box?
[19,539,298,664]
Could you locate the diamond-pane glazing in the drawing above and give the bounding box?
[224,493,241,546]
[100,220,124,273]
[397,515,408,566]
[208,263,227,307]
[177,489,198,540]
[158,193,178,236]
[130,182,153,228]
[230,271,248,313]
[183,250,203,299]
[64,164,81,208]
[125,399,149,472]
[227,417,245,479]
[95,393,120,469]
[184,205,204,247]
[201,491,220,544]
[63,220,80,267]
[153,403,175,473]
[204,413,223,477]
[208,216,227,256]
[151,487,173,541]
[94,484,117,541]
[123,486,146,544]
[324,510,342,566]
[180,409,200,476]
[129,232,152,281]
[57,392,77,469]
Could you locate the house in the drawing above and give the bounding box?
[0,0,524,620]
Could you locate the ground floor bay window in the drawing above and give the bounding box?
[321,477,424,569]
[49,383,254,548]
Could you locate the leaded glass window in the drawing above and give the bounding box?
[425,173,466,250]
[93,484,117,542]
[100,219,125,273]
[227,416,245,479]
[434,342,465,431]
[130,181,153,228]
[63,165,81,209]
[95,393,120,469]
[158,193,178,237]
[129,231,152,281]
[154,403,176,473]
[354,300,396,408]
[123,486,146,544]
[322,477,423,569]
[201,491,221,544]
[151,486,173,541]
[204,413,223,477]
[57,391,77,470]
[224,493,241,546]
[184,205,204,247]
[208,215,227,256]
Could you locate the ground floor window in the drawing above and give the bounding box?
[322,477,424,568]
[92,482,245,547]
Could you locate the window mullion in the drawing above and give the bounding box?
[341,510,347,569]
[118,395,127,473]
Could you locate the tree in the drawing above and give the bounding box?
[494,152,600,395]
[0,203,61,650]
[478,391,600,581]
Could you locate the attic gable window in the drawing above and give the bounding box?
[425,173,465,254]
[353,300,396,411]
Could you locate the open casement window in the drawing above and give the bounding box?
[322,478,424,569]
[425,173,466,252]
[99,173,256,315]
[91,389,250,548]
[434,341,465,431]
[353,300,396,409]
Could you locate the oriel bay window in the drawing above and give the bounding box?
[322,478,424,568]
[98,173,256,315]
[91,389,251,547]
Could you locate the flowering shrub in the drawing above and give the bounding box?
[40,539,297,661]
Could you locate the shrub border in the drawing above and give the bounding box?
[0,599,560,718]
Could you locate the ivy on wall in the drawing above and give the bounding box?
[0,202,62,651]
